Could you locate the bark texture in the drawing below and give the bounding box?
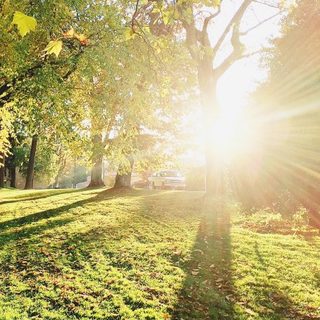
[0,153,5,188]
[24,135,38,189]
[113,156,134,189]
[88,134,105,188]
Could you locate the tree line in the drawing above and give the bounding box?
[0,0,194,189]
[1,0,319,226]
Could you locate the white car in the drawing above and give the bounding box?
[148,170,186,190]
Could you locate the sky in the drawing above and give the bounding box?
[212,0,284,110]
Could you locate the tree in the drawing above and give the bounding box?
[71,20,194,188]
[133,0,290,194]
[0,0,125,188]
[250,0,320,225]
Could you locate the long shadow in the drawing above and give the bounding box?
[0,190,113,245]
[172,198,234,320]
[0,188,155,246]
[0,189,83,205]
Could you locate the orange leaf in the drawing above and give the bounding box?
[75,33,89,46]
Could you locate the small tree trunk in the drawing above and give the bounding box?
[9,164,16,188]
[0,152,5,188]
[88,134,105,188]
[53,173,60,188]
[8,137,16,188]
[24,135,38,190]
[114,156,134,189]
[53,153,67,188]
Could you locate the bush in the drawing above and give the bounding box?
[292,207,309,230]
[236,206,316,234]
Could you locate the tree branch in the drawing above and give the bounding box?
[202,7,221,35]
[214,47,268,78]
[252,0,280,9]
[131,0,140,32]
[213,0,253,54]
[240,11,283,36]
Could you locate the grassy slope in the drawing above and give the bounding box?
[0,188,319,320]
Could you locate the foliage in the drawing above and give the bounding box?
[14,137,58,181]
[235,206,318,235]
[0,0,120,158]
[243,0,320,215]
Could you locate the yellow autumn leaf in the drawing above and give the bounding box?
[12,11,37,37]
[44,40,63,58]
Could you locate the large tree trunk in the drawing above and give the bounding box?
[88,134,105,188]
[198,62,225,195]
[0,152,5,188]
[113,156,134,189]
[24,135,38,189]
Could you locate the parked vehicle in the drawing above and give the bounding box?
[148,170,186,190]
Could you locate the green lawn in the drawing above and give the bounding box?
[0,188,319,320]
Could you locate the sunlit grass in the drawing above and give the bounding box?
[0,188,319,319]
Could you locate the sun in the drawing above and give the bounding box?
[211,110,258,163]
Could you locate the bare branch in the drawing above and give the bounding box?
[202,7,221,34]
[214,47,268,77]
[213,0,253,54]
[131,0,140,32]
[252,0,280,9]
[241,48,267,58]
[240,11,283,35]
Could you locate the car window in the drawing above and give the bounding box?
[160,171,182,177]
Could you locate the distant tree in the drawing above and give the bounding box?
[249,0,320,225]
[0,0,126,188]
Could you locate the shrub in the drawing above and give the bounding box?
[236,206,314,234]
[292,207,309,230]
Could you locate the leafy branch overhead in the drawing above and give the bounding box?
[44,29,89,58]
[10,11,88,58]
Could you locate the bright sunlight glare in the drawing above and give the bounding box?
[211,111,258,163]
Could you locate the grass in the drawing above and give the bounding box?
[0,188,319,320]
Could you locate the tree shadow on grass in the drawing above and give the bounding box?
[0,188,156,247]
[0,188,83,205]
[0,190,111,245]
[172,198,234,320]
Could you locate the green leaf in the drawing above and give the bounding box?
[44,40,63,58]
[12,11,37,37]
